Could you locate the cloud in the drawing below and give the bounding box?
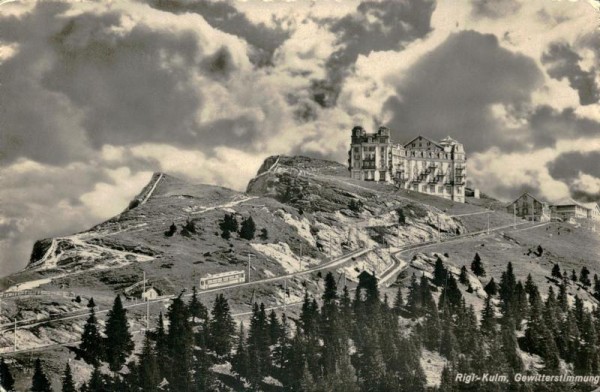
[471,0,521,19]
[311,0,437,107]
[146,0,290,66]
[542,41,600,106]
[383,30,543,152]
[529,106,600,149]
[548,150,600,182]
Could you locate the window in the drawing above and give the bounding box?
[429,185,435,193]
[438,186,444,193]
[354,147,359,152]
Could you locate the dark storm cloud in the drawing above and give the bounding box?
[547,151,600,182]
[542,41,600,106]
[146,0,289,66]
[471,0,521,19]
[0,3,91,165]
[529,106,600,148]
[0,2,271,165]
[384,30,543,153]
[312,0,437,107]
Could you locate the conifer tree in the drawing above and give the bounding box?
[137,332,160,392]
[438,273,462,311]
[232,323,249,380]
[580,266,591,287]
[484,278,498,296]
[558,280,569,313]
[439,323,458,361]
[239,216,257,240]
[154,312,169,380]
[433,257,447,286]
[501,318,523,372]
[0,358,15,392]
[419,274,436,313]
[406,273,422,317]
[480,296,496,336]
[85,367,106,392]
[470,252,486,277]
[188,286,209,325]
[30,359,52,392]
[87,297,96,309]
[268,310,283,346]
[167,294,194,391]
[459,265,469,285]
[572,269,578,282]
[393,285,404,313]
[61,363,76,392]
[208,294,236,357]
[104,295,134,371]
[552,263,562,278]
[499,262,517,305]
[422,307,441,351]
[247,303,271,380]
[80,307,104,366]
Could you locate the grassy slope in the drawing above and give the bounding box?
[4,156,600,389]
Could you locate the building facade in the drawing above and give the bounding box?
[551,199,595,220]
[348,126,467,202]
[506,192,551,222]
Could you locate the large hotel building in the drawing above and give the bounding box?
[348,126,467,203]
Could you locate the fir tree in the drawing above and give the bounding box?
[397,208,406,225]
[459,265,469,285]
[470,253,486,277]
[167,294,194,391]
[188,286,209,325]
[154,312,169,380]
[80,307,104,366]
[572,269,578,282]
[393,285,404,313]
[0,358,15,392]
[87,297,96,309]
[30,359,52,392]
[137,332,160,392]
[61,363,76,392]
[239,216,257,240]
[439,325,458,362]
[232,323,249,380]
[499,262,517,305]
[406,273,422,317]
[268,310,283,346]
[433,257,448,286]
[438,274,462,311]
[104,295,134,371]
[551,263,562,279]
[580,266,592,287]
[208,294,236,357]
[85,367,106,392]
[480,296,496,336]
[484,278,498,296]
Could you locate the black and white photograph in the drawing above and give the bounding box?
[1,0,600,390]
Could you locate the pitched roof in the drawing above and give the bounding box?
[403,135,443,149]
[552,198,590,209]
[507,192,548,206]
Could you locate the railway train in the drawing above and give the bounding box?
[199,270,246,290]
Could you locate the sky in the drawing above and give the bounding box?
[0,0,599,276]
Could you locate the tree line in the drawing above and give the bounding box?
[4,259,600,391]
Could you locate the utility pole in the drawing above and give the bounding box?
[146,300,150,330]
[487,210,490,235]
[142,271,146,302]
[513,204,517,229]
[437,214,441,242]
[299,244,303,272]
[14,318,17,352]
[247,254,253,283]
[329,232,332,259]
